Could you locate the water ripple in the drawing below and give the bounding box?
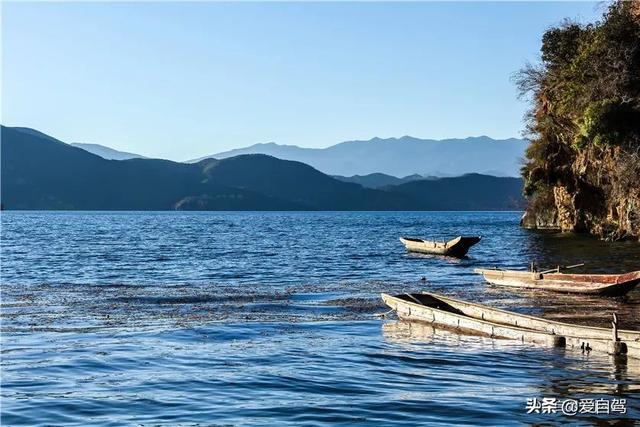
[2,212,639,425]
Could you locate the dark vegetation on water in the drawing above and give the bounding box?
[517,1,640,240]
[1,126,524,211]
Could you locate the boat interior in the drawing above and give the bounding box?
[395,293,466,316]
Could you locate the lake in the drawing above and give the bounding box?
[1,211,639,425]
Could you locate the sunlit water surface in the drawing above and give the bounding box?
[2,211,639,425]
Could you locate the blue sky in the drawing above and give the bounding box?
[2,1,602,160]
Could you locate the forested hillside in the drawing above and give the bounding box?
[517,1,640,240]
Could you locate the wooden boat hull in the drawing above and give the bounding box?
[400,236,480,258]
[474,268,640,296]
[382,293,565,347]
[381,292,639,358]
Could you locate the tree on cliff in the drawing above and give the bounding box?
[516,0,640,240]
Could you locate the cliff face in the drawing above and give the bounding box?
[517,1,640,241]
[521,145,640,240]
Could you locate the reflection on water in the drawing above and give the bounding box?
[383,319,640,423]
[383,320,640,386]
[1,211,639,425]
[382,319,528,352]
[523,231,640,273]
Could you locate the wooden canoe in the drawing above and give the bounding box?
[400,236,481,257]
[474,268,640,296]
[381,292,640,358]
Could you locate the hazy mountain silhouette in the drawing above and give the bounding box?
[333,173,427,189]
[10,127,68,144]
[1,126,524,211]
[0,126,409,210]
[388,174,525,210]
[191,136,527,177]
[71,143,145,160]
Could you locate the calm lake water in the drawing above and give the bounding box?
[2,211,639,426]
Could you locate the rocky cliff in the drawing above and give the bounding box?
[521,144,640,240]
[518,1,640,240]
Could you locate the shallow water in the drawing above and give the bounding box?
[1,211,639,425]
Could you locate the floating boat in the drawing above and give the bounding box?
[381,291,640,358]
[399,236,481,257]
[474,267,640,297]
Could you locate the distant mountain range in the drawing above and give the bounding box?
[65,133,527,178]
[333,173,428,188]
[388,175,525,210]
[1,126,524,211]
[70,143,145,160]
[191,136,528,177]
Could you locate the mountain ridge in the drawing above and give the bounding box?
[0,126,413,210]
[191,135,527,177]
[70,143,145,160]
[1,126,524,211]
[333,173,428,188]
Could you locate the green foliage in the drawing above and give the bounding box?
[541,22,584,69]
[574,99,640,149]
[515,0,640,192]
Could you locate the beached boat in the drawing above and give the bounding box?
[381,292,640,358]
[474,267,640,297]
[399,236,481,257]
